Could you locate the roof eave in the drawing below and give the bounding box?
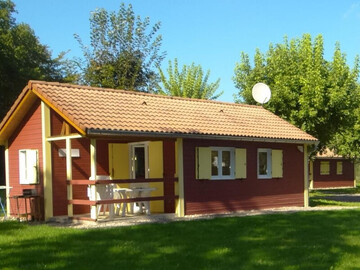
[0,84,38,144]
[86,128,319,145]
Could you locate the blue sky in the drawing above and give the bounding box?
[12,0,360,102]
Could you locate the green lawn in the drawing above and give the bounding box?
[2,209,360,269]
[0,189,5,217]
[309,182,360,207]
[311,183,360,197]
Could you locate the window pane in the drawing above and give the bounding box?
[134,147,145,178]
[259,152,268,175]
[19,150,27,184]
[211,151,218,176]
[222,151,231,176]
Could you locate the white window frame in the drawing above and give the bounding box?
[210,147,235,180]
[257,148,272,179]
[129,142,149,179]
[19,149,39,184]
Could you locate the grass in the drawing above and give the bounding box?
[310,198,360,207]
[2,209,360,269]
[309,182,360,207]
[310,183,360,197]
[0,189,5,217]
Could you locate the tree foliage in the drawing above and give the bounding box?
[157,58,223,100]
[233,34,360,155]
[75,3,165,92]
[0,0,64,120]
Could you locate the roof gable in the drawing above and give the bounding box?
[0,80,318,143]
[0,85,38,144]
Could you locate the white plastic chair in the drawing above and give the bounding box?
[96,183,114,216]
[88,175,114,217]
[114,189,128,217]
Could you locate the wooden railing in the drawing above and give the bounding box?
[67,178,179,206]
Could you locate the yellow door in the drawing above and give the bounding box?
[148,141,164,213]
[109,143,129,179]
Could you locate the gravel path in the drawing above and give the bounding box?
[45,205,360,229]
[313,194,360,202]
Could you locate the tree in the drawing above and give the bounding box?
[75,3,165,92]
[0,0,63,120]
[157,58,223,100]
[233,34,360,155]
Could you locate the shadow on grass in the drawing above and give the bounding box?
[2,210,360,269]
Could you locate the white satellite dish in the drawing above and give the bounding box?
[252,83,271,104]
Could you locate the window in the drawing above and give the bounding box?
[257,149,283,179]
[210,147,235,179]
[336,161,343,175]
[320,161,330,175]
[19,149,39,184]
[258,149,272,179]
[196,147,245,180]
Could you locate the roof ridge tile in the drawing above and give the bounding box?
[29,80,263,109]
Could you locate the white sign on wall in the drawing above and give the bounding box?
[58,148,80,158]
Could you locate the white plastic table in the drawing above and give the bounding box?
[127,187,156,215]
[114,187,156,216]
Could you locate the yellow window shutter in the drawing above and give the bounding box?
[196,147,211,179]
[148,141,163,178]
[272,149,283,178]
[235,148,247,179]
[336,161,343,175]
[320,161,330,175]
[109,143,129,179]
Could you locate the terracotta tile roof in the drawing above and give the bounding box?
[13,81,318,142]
[316,148,343,158]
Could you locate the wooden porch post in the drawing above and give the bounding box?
[41,101,53,220]
[176,138,185,217]
[66,138,73,217]
[304,144,309,207]
[90,138,98,220]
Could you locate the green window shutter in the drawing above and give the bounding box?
[196,147,211,179]
[148,141,163,178]
[271,149,283,178]
[235,148,247,179]
[109,143,129,179]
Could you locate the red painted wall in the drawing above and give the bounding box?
[163,139,176,213]
[182,139,305,215]
[313,159,354,189]
[50,111,90,216]
[8,100,43,218]
[50,110,118,216]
